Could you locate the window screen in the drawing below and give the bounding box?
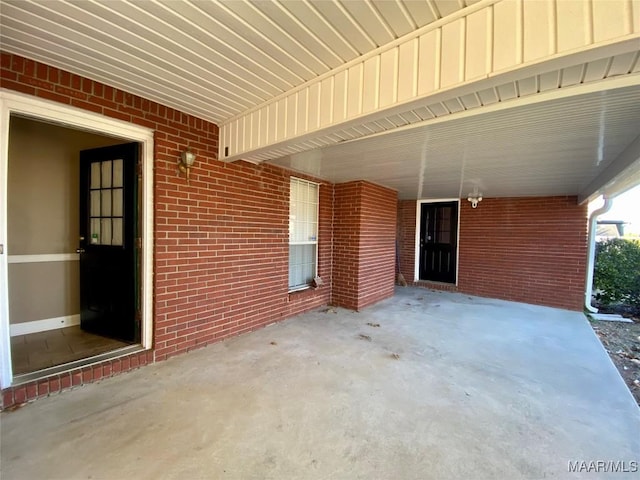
[289,178,319,290]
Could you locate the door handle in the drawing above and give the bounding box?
[76,248,85,254]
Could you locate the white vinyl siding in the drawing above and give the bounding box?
[289,178,319,290]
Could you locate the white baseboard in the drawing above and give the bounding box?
[10,314,81,336]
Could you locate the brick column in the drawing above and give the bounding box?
[333,181,397,310]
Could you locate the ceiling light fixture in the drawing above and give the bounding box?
[467,187,483,208]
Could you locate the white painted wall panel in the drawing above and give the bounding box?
[333,70,348,124]
[593,0,632,42]
[362,56,380,113]
[556,0,590,53]
[250,110,260,150]
[297,89,309,135]
[229,123,237,158]
[465,8,491,81]
[523,0,553,62]
[238,117,246,154]
[258,106,268,149]
[379,48,398,107]
[440,18,465,87]
[220,120,227,157]
[286,95,297,138]
[308,83,321,131]
[417,30,440,95]
[320,76,334,127]
[267,103,278,144]
[398,39,418,102]
[276,98,286,141]
[347,63,363,118]
[492,0,520,72]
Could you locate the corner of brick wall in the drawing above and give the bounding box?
[0,52,334,409]
[458,196,588,310]
[397,200,416,283]
[334,181,397,311]
[397,196,588,310]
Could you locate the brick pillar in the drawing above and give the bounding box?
[333,181,397,310]
[397,200,417,283]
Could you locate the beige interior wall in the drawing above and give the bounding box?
[8,262,80,323]
[8,116,123,325]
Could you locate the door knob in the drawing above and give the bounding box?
[76,248,85,253]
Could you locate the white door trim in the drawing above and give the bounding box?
[0,89,155,389]
[414,199,461,284]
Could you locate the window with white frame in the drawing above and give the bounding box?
[289,177,319,291]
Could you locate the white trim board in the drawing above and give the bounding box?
[10,315,80,337]
[0,89,155,389]
[8,253,79,264]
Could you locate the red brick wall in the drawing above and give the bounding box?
[333,182,360,309]
[0,52,333,408]
[334,181,397,310]
[397,197,588,310]
[397,200,417,283]
[458,196,588,310]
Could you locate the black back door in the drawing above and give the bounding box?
[79,142,139,343]
[419,201,458,283]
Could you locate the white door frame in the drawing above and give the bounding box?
[0,89,154,389]
[414,199,461,284]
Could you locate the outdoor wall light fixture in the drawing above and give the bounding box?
[467,187,483,208]
[178,148,196,183]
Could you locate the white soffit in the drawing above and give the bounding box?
[1,0,639,200]
[268,82,640,200]
[220,0,640,162]
[0,0,472,124]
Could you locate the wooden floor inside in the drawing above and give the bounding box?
[11,326,130,375]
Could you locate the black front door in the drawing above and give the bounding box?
[419,201,458,283]
[79,143,139,343]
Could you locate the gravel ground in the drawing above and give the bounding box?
[590,310,640,406]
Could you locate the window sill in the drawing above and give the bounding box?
[288,285,312,294]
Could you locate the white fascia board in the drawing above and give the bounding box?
[220,0,640,163]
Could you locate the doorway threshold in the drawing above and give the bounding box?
[414,280,458,292]
[11,345,144,387]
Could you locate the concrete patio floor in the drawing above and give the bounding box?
[2,288,639,480]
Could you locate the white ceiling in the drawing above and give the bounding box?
[1,0,639,201]
[0,0,474,124]
[270,84,640,200]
